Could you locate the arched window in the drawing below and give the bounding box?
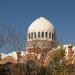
[49,33,51,38]
[38,32,40,38]
[26,60,36,72]
[34,32,36,38]
[45,32,48,38]
[42,32,44,38]
[29,33,30,39]
[31,32,33,39]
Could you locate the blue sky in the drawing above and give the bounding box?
[0,0,75,45]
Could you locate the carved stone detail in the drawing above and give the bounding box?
[27,40,56,49]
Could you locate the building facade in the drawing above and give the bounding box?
[0,17,75,75]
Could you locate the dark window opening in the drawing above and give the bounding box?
[49,33,51,38]
[54,34,56,40]
[38,32,40,38]
[45,32,48,38]
[34,32,36,38]
[31,32,33,39]
[29,33,30,39]
[42,32,44,38]
[52,33,54,40]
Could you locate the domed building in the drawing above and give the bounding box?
[27,17,56,53]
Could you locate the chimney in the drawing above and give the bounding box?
[16,51,21,63]
[68,43,73,65]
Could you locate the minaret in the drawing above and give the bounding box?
[68,43,73,64]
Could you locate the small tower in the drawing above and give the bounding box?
[68,43,73,64]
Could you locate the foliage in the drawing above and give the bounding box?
[52,45,65,62]
[46,45,67,75]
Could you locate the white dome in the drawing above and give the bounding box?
[28,17,54,33]
[27,17,56,49]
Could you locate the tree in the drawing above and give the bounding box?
[5,25,26,51]
[0,25,26,52]
[0,25,26,75]
[46,44,67,75]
